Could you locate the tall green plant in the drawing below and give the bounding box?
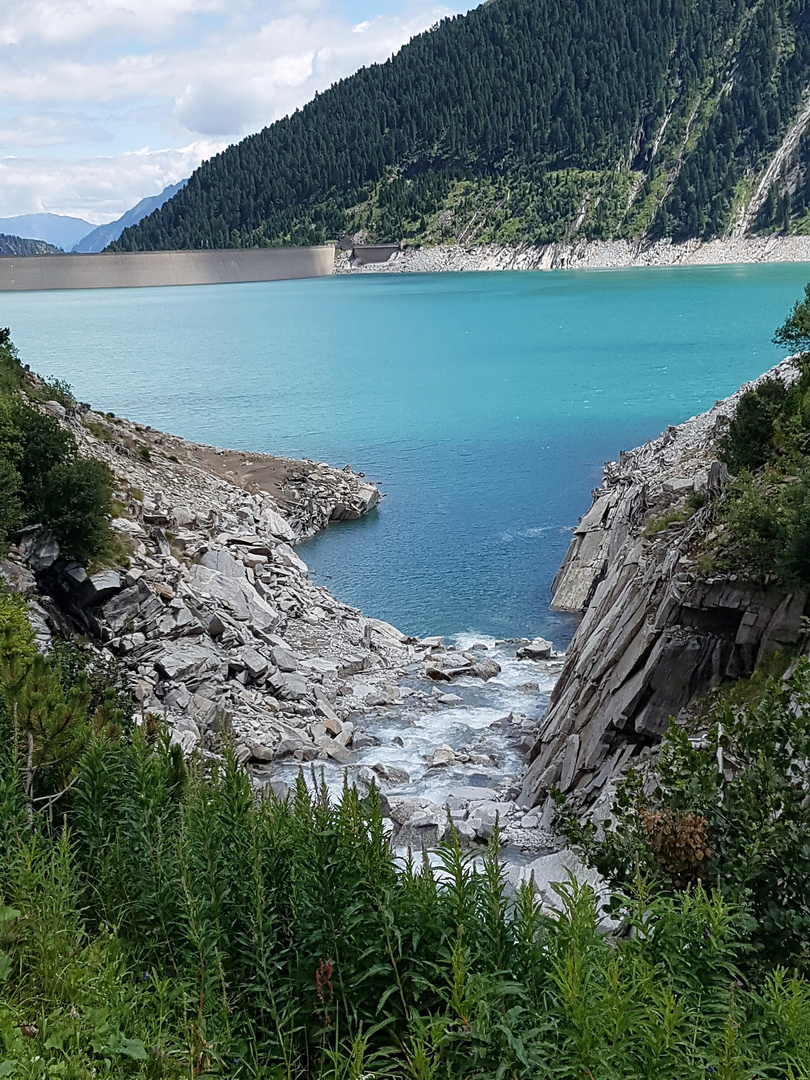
[3,606,810,1077]
[561,659,810,974]
[0,332,114,562]
[774,282,810,353]
[0,328,23,398]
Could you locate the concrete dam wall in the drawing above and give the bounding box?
[0,246,335,291]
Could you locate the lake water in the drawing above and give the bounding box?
[3,263,808,647]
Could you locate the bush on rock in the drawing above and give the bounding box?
[560,659,810,973]
[710,293,810,588]
[0,330,113,565]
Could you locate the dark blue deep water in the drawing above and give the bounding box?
[4,264,810,644]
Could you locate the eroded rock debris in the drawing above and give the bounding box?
[1,400,561,859]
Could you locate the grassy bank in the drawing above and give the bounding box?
[2,593,810,1078]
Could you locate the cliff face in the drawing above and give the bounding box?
[521,358,809,814]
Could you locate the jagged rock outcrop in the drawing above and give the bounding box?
[3,408,407,767]
[521,357,809,814]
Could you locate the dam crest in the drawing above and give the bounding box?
[0,246,335,291]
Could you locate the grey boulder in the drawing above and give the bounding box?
[272,645,298,672]
[269,671,309,701]
[516,637,554,661]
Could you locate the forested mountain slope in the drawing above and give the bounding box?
[0,233,62,256]
[113,0,810,251]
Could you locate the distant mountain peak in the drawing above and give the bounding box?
[0,213,94,251]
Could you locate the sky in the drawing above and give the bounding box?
[0,0,471,224]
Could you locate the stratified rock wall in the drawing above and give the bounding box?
[521,357,808,812]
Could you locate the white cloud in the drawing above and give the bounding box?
[0,0,467,220]
[0,142,225,223]
[0,0,226,48]
[0,111,113,148]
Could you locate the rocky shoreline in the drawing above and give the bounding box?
[5,355,796,881]
[336,234,810,274]
[1,393,566,864]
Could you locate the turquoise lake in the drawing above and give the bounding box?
[3,264,809,645]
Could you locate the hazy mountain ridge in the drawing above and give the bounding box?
[77,181,187,253]
[0,213,93,250]
[112,0,810,252]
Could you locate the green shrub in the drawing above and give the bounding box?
[643,507,688,537]
[0,404,22,543]
[708,293,810,587]
[8,395,74,498]
[28,375,75,409]
[0,329,23,398]
[713,467,810,586]
[773,281,810,353]
[560,658,810,974]
[83,417,112,442]
[39,457,114,565]
[0,349,113,563]
[643,493,706,541]
[41,376,74,407]
[720,376,789,474]
[715,469,784,577]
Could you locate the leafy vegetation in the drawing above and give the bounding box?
[774,282,810,354]
[0,331,113,564]
[643,506,690,537]
[31,378,75,412]
[707,289,810,586]
[559,658,810,980]
[719,377,791,476]
[113,0,810,252]
[0,331,24,399]
[712,467,810,585]
[0,596,809,1077]
[643,492,706,539]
